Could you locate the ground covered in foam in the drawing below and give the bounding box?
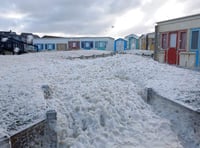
[1,50,199,147]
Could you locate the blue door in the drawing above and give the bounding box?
[190,28,200,67]
[114,39,127,52]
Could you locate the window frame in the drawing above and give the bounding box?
[161,33,168,50]
[190,29,200,50]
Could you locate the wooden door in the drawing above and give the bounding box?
[168,32,178,64]
[57,43,67,51]
[177,31,187,64]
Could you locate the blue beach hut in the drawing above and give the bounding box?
[114,38,127,52]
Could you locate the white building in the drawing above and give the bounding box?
[33,37,114,51]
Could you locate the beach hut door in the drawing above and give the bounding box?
[116,40,124,51]
[168,32,178,64]
[191,29,200,67]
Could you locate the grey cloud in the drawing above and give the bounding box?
[0,0,167,36]
[0,0,200,37]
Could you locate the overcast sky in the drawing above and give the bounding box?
[0,0,200,38]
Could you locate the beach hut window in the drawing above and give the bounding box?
[180,32,186,49]
[191,31,199,49]
[169,33,177,48]
[161,33,167,49]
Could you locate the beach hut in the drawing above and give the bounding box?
[114,38,127,52]
[139,33,155,50]
[155,13,200,68]
[125,34,139,50]
[33,37,115,51]
[33,38,67,51]
[79,37,114,50]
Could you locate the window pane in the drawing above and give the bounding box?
[170,33,177,48]
[162,34,167,49]
[191,31,199,49]
[180,32,186,49]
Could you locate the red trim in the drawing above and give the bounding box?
[178,30,187,50]
[162,30,188,65]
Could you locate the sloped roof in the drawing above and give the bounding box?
[125,34,139,39]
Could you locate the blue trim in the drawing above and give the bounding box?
[196,50,199,67]
[114,38,127,51]
[45,43,55,50]
[34,44,44,51]
[190,28,200,67]
[81,41,93,50]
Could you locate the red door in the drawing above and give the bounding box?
[168,32,178,64]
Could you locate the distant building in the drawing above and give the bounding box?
[33,37,114,51]
[125,34,139,50]
[139,32,155,50]
[0,31,37,54]
[21,32,40,52]
[155,13,200,69]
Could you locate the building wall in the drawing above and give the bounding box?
[157,15,200,32]
[179,52,196,68]
[157,14,200,52]
[33,37,114,51]
[155,14,200,68]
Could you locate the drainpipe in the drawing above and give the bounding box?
[154,25,159,61]
[146,35,148,50]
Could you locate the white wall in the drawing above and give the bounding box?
[179,52,196,68]
[157,15,200,32]
[157,14,200,51]
[33,37,114,51]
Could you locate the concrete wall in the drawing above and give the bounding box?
[145,88,200,148]
[157,50,165,63]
